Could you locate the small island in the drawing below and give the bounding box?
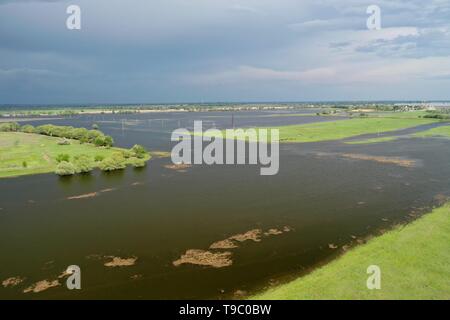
[0,122,150,178]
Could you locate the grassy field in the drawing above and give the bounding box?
[363,110,431,119]
[275,118,439,143]
[252,203,450,300]
[413,125,450,138]
[0,132,134,178]
[203,117,438,143]
[345,136,400,145]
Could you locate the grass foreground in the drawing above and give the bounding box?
[252,203,450,300]
[0,132,148,178]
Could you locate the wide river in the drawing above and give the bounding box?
[1,109,449,299]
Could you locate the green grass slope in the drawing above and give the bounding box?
[252,203,450,300]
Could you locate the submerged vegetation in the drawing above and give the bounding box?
[252,202,450,300]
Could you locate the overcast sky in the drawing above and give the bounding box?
[1,0,450,104]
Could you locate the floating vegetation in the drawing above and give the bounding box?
[315,152,418,168]
[175,226,293,268]
[2,276,25,288]
[209,239,238,249]
[164,163,192,171]
[58,269,71,279]
[229,229,262,242]
[104,256,137,267]
[23,280,60,293]
[67,192,98,200]
[173,249,233,268]
[66,188,117,200]
[264,228,284,236]
[130,274,143,281]
[339,153,417,168]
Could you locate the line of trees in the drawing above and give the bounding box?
[55,145,149,176]
[0,122,114,147]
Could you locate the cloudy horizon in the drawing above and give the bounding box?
[1,0,450,104]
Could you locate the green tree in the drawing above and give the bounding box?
[55,161,76,176]
[73,155,93,173]
[0,122,20,132]
[99,156,126,171]
[129,158,146,168]
[131,144,147,159]
[20,124,35,134]
[104,135,114,147]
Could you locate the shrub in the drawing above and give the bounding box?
[56,153,70,163]
[99,156,126,171]
[94,135,114,147]
[92,124,99,130]
[55,161,76,176]
[129,158,146,168]
[423,114,450,120]
[131,144,147,159]
[20,124,35,134]
[104,135,114,147]
[69,127,89,140]
[22,161,28,168]
[0,122,20,132]
[122,150,133,159]
[94,136,106,147]
[88,130,103,142]
[73,155,93,174]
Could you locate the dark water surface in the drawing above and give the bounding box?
[1,110,449,299]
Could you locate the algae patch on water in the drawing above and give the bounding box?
[104,256,137,267]
[175,226,292,268]
[229,229,263,242]
[2,276,25,288]
[164,163,192,171]
[67,192,98,200]
[209,239,238,249]
[23,279,60,293]
[316,152,418,168]
[173,249,233,268]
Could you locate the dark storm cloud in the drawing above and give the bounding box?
[1,0,450,104]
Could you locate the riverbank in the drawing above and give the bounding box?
[252,202,450,300]
[0,132,149,178]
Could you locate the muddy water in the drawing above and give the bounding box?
[1,110,450,299]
